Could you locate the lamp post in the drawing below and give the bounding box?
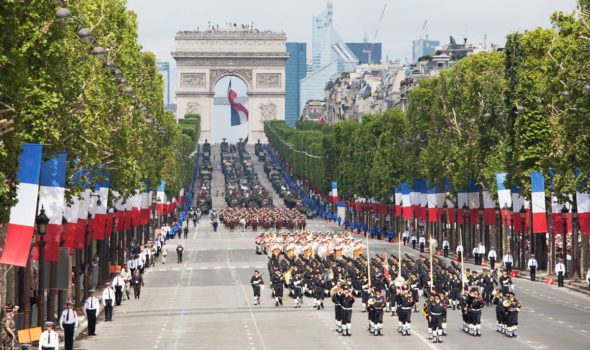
[503,204,509,259]
[442,202,448,244]
[151,193,157,240]
[35,206,49,327]
[572,207,579,278]
[519,205,526,271]
[479,206,485,248]
[495,204,502,258]
[561,205,569,277]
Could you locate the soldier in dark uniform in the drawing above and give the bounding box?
[504,292,521,337]
[271,271,284,307]
[313,273,325,310]
[467,289,485,336]
[250,270,264,305]
[340,285,355,336]
[492,289,507,333]
[368,289,385,336]
[397,289,415,336]
[427,293,445,343]
[332,284,343,333]
[480,270,495,306]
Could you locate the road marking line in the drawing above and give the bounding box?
[200,267,208,270]
[214,266,222,269]
[172,268,180,271]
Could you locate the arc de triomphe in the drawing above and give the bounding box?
[172,26,288,143]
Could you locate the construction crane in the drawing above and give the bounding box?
[362,4,387,65]
[422,20,429,39]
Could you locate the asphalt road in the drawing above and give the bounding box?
[76,148,590,350]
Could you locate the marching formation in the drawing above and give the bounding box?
[220,207,307,231]
[254,231,522,343]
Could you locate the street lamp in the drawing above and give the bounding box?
[77,28,92,41]
[92,46,107,58]
[442,202,448,243]
[495,204,502,258]
[561,205,569,277]
[519,204,526,271]
[56,7,73,20]
[35,206,50,327]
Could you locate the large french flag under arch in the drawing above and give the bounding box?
[228,80,249,126]
[0,144,43,267]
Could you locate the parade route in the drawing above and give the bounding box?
[75,217,590,350]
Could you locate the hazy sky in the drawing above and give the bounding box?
[127,0,577,62]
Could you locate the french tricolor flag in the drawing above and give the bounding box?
[37,152,68,262]
[178,187,185,206]
[530,172,548,233]
[64,170,85,250]
[512,185,530,232]
[131,189,140,228]
[394,186,402,216]
[576,172,590,237]
[90,173,109,240]
[549,170,571,235]
[496,173,512,226]
[0,144,43,267]
[228,80,249,126]
[426,183,445,222]
[457,191,468,224]
[156,181,165,215]
[467,180,480,224]
[482,190,497,225]
[330,182,338,204]
[401,183,412,219]
[74,189,91,249]
[446,199,456,223]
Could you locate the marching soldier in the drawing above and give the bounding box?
[59,301,78,350]
[368,289,385,336]
[504,291,521,337]
[467,289,484,336]
[250,270,264,305]
[332,284,343,333]
[427,293,445,343]
[397,289,415,336]
[340,285,355,336]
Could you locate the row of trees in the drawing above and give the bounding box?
[0,0,195,223]
[266,2,590,203]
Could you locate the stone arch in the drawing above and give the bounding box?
[209,69,253,93]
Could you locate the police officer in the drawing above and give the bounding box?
[59,301,78,350]
[84,290,99,336]
[555,259,566,287]
[102,282,115,321]
[112,272,125,306]
[419,235,426,252]
[442,239,450,257]
[527,255,538,281]
[176,244,184,263]
[503,252,514,274]
[488,246,497,270]
[38,321,60,350]
[250,270,264,305]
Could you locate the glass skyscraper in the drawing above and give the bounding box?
[345,43,382,64]
[285,43,307,127]
[300,2,358,114]
[412,38,440,63]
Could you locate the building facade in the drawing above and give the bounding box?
[285,43,307,127]
[172,25,288,143]
[345,43,382,64]
[157,61,171,105]
[412,38,440,63]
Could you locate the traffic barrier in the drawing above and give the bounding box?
[546,278,555,285]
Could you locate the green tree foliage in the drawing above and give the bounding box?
[0,0,196,222]
[267,3,590,200]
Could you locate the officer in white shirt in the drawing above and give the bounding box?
[112,272,126,306]
[410,235,417,250]
[503,252,514,274]
[402,230,410,246]
[419,236,426,252]
[127,258,137,275]
[456,244,464,262]
[120,265,132,300]
[555,260,566,287]
[59,301,78,350]
[527,255,539,281]
[84,289,100,336]
[472,246,480,265]
[487,247,497,270]
[442,239,450,257]
[38,321,59,350]
[478,243,486,265]
[102,282,115,321]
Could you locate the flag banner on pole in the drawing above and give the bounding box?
[64,170,86,250]
[446,199,456,223]
[131,189,140,228]
[512,185,530,232]
[427,183,445,222]
[35,152,67,262]
[178,187,185,206]
[457,192,468,224]
[331,181,338,204]
[156,181,165,215]
[401,183,412,219]
[106,208,114,236]
[530,171,548,233]
[467,179,480,224]
[113,192,125,231]
[482,190,497,225]
[90,171,109,240]
[394,186,402,216]
[74,189,91,249]
[576,171,590,236]
[0,144,43,267]
[228,80,249,126]
[496,173,512,226]
[549,170,572,235]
